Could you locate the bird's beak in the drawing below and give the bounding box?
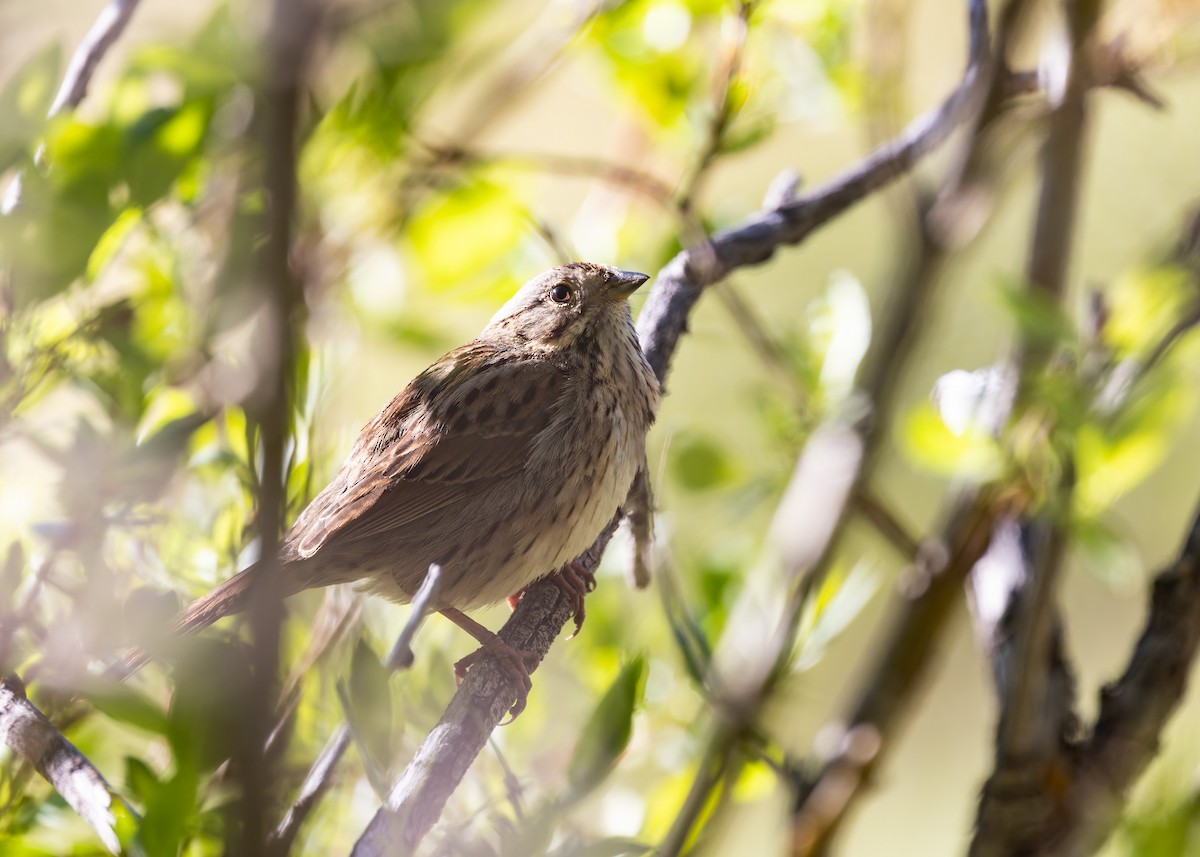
[609,270,650,298]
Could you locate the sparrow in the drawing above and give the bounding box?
[122,262,660,717]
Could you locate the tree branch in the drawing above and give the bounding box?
[0,677,120,853]
[350,522,618,856]
[238,1,320,852]
[1065,500,1200,855]
[969,0,1103,849]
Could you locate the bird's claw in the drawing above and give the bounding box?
[551,560,594,638]
[453,637,538,721]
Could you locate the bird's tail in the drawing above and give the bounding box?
[111,565,259,680]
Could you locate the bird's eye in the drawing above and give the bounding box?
[548,284,572,304]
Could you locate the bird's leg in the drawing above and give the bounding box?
[549,560,596,638]
[441,607,538,720]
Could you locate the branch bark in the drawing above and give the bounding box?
[969,0,1103,850]
[0,677,119,853]
[1065,502,1200,855]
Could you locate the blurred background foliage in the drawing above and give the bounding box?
[1,0,1200,854]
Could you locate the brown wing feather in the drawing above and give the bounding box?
[285,345,565,559]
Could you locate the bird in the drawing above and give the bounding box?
[119,262,660,717]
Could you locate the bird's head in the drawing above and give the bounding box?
[483,262,649,352]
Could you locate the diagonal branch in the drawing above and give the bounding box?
[0,677,120,853]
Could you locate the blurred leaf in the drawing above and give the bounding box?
[347,638,396,771]
[567,654,647,797]
[997,282,1077,347]
[167,638,253,773]
[1119,791,1200,857]
[669,432,733,492]
[86,207,142,282]
[1104,265,1193,359]
[719,114,775,154]
[1073,517,1141,588]
[0,43,60,170]
[84,685,169,735]
[123,757,160,806]
[902,402,1004,480]
[812,270,871,403]
[124,101,211,206]
[795,561,878,670]
[138,765,198,857]
[407,180,524,289]
[128,6,247,99]
[1075,421,1166,517]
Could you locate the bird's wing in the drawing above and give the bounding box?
[286,346,566,559]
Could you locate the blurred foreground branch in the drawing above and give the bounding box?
[970,0,1101,849]
[237,0,321,852]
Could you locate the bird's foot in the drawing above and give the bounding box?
[452,639,537,721]
[550,560,596,639]
[442,607,538,721]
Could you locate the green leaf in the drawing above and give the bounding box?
[406,180,524,290]
[1075,422,1166,517]
[997,282,1076,347]
[670,432,733,492]
[167,638,253,773]
[347,638,395,772]
[719,114,775,154]
[138,765,198,857]
[85,685,169,735]
[567,654,647,796]
[901,402,1003,480]
[124,757,160,806]
[86,207,142,282]
[1072,517,1140,588]
[0,43,60,170]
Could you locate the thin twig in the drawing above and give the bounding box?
[270,565,443,854]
